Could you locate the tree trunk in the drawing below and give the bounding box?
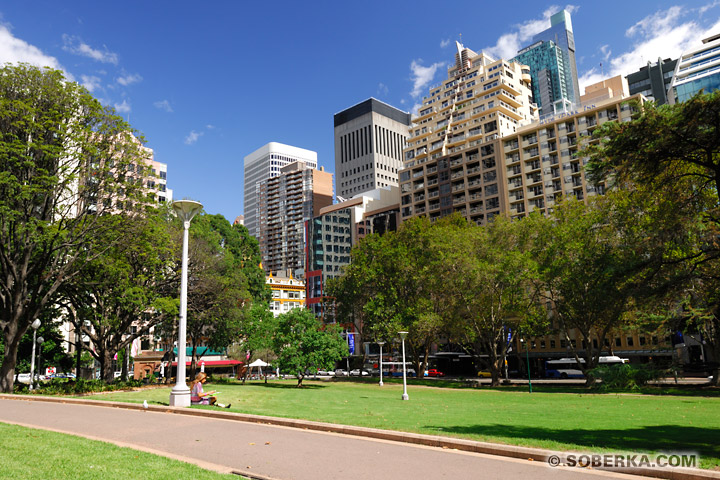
[297,375,303,387]
[102,349,114,383]
[0,321,24,393]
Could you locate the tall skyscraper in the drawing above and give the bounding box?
[257,160,333,278]
[514,9,580,116]
[399,42,537,225]
[243,142,317,239]
[669,33,720,104]
[334,98,411,199]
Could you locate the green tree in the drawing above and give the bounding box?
[232,302,275,384]
[329,216,463,375]
[184,214,252,378]
[61,212,178,382]
[0,64,149,392]
[444,216,545,386]
[271,308,347,387]
[530,191,699,382]
[586,91,720,384]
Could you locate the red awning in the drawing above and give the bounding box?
[170,359,243,367]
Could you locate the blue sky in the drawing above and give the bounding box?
[1,1,719,221]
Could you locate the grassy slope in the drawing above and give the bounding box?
[88,379,720,468]
[0,423,241,480]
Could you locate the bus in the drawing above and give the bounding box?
[545,356,628,379]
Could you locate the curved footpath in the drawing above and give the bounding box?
[0,395,716,480]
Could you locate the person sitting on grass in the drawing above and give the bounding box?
[189,372,231,408]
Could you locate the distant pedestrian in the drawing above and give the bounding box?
[189,372,230,408]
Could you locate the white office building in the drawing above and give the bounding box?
[243,142,317,239]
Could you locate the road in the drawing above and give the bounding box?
[0,397,668,480]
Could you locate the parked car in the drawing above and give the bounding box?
[349,369,370,377]
[334,369,349,377]
[477,370,492,378]
[426,369,445,377]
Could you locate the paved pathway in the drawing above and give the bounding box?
[0,397,686,480]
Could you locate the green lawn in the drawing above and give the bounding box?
[85,379,720,469]
[0,422,241,480]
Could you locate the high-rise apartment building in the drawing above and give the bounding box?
[399,42,537,225]
[500,94,641,218]
[243,142,317,239]
[305,186,399,320]
[515,9,580,116]
[257,160,333,278]
[669,33,720,104]
[334,98,411,199]
[626,58,677,105]
[512,40,573,117]
[580,75,628,104]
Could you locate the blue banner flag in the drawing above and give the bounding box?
[348,332,355,355]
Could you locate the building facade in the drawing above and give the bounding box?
[334,98,411,199]
[257,161,333,278]
[500,94,641,219]
[512,40,573,117]
[243,142,318,239]
[267,272,306,317]
[399,42,537,225]
[669,33,720,104]
[626,58,677,105]
[522,9,580,111]
[305,187,399,320]
[580,75,628,104]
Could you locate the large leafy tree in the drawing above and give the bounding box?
[586,91,720,384]
[329,216,462,375]
[444,215,545,386]
[184,214,253,377]
[529,190,700,382]
[0,64,149,392]
[61,212,178,382]
[271,308,347,387]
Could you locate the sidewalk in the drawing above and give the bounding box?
[0,394,717,480]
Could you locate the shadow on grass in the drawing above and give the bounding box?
[241,382,327,390]
[425,423,720,460]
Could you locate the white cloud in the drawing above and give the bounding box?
[117,72,142,86]
[600,45,611,62]
[440,38,450,48]
[377,82,389,96]
[578,6,720,91]
[114,100,130,114]
[185,130,203,145]
[80,74,102,93]
[62,34,118,65]
[205,124,215,130]
[699,0,720,15]
[154,100,173,113]
[410,59,446,98]
[483,6,561,60]
[0,23,65,72]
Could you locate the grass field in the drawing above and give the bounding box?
[84,378,720,469]
[0,422,240,480]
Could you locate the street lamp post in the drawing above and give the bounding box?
[399,332,409,400]
[377,341,385,386]
[36,336,44,386]
[169,200,203,407]
[520,338,532,394]
[29,319,41,390]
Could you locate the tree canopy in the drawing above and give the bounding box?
[0,64,150,392]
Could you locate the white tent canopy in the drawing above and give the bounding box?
[248,359,269,367]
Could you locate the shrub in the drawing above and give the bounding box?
[590,363,667,391]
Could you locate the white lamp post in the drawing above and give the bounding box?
[29,319,41,390]
[36,336,44,386]
[377,341,385,387]
[169,200,203,407]
[399,331,409,400]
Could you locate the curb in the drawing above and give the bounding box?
[2,394,718,480]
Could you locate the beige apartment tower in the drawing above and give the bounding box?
[399,42,537,225]
[258,161,333,278]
